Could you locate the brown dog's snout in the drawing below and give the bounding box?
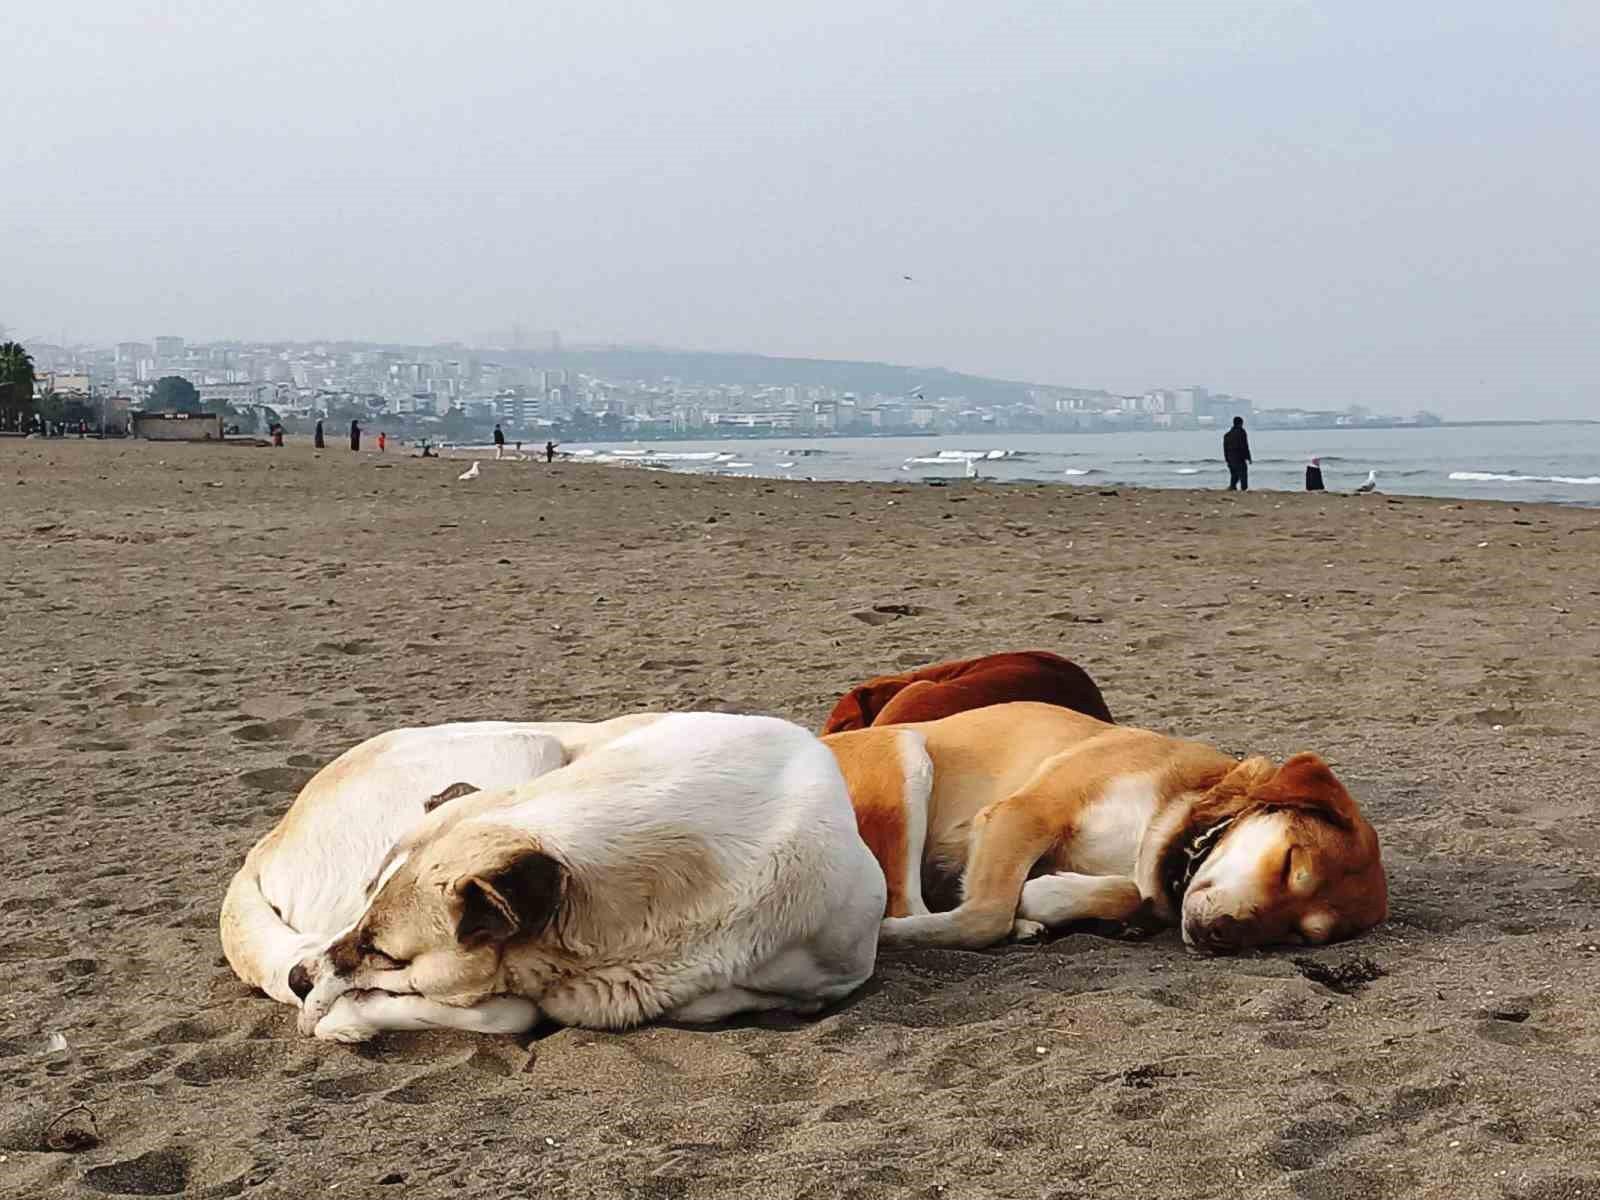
[1187,914,1243,955]
[288,962,313,1001]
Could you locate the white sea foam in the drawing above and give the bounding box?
[1449,471,1600,485]
[928,448,1019,461]
[1063,467,1091,476]
[1175,467,1201,475]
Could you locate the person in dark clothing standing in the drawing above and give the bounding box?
[1305,456,1325,491]
[313,419,325,449]
[1223,416,1251,491]
[493,423,506,459]
[349,419,361,451]
[545,440,557,463]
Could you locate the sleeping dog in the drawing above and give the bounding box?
[820,650,1113,734]
[222,714,884,1041]
[824,702,1386,953]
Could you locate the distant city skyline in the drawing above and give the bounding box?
[7,2,1597,419]
[18,332,1450,440]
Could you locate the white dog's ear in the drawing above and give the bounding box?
[425,781,479,814]
[453,848,563,945]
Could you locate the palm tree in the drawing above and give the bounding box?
[0,341,37,431]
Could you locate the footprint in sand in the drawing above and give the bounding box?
[81,1144,255,1197]
[231,718,304,743]
[309,1072,394,1103]
[172,1043,282,1086]
[237,766,317,794]
[383,1058,513,1106]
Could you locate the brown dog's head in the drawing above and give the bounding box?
[291,819,566,1034]
[1162,753,1387,954]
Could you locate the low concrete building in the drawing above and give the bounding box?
[132,411,225,441]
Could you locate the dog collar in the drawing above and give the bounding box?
[1165,816,1236,904]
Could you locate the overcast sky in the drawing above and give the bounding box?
[6,2,1597,416]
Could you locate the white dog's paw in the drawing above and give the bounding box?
[315,1018,378,1043]
[1010,918,1047,943]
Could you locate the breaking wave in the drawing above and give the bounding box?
[1449,471,1600,485]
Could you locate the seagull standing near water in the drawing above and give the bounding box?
[1355,470,1378,494]
[457,461,481,481]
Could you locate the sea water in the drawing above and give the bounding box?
[562,423,1600,506]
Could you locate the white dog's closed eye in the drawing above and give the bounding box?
[355,933,411,970]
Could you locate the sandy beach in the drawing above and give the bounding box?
[3,436,1599,1200]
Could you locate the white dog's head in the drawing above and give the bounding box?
[290,816,568,1034]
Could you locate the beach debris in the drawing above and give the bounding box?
[457,462,481,481]
[851,610,899,626]
[44,1031,68,1055]
[1293,955,1385,994]
[850,603,925,626]
[44,1105,99,1153]
[1120,1064,1172,1089]
[1483,1005,1530,1023]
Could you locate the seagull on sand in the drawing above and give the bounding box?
[1355,470,1378,494]
[457,461,481,481]
[965,456,978,480]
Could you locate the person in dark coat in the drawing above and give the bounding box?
[1223,416,1251,491]
[349,419,361,451]
[1305,456,1326,491]
[313,419,325,449]
[493,423,506,459]
[545,440,557,463]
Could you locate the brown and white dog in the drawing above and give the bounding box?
[819,650,1114,735]
[824,702,1387,953]
[223,714,885,1040]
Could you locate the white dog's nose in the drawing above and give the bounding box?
[288,962,313,1001]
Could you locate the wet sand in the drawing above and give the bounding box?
[3,437,1599,1199]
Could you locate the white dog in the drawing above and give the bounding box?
[222,714,884,1041]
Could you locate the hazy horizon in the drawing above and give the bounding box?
[7,2,1598,417]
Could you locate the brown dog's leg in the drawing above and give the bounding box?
[1014,873,1144,939]
[879,791,1057,949]
[826,728,933,918]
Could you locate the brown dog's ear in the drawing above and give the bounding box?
[425,781,479,814]
[1253,753,1359,828]
[453,848,564,945]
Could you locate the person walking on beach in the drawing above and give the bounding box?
[349,419,361,451]
[313,419,324,449]
[1223,416,1251,491]
[545,439,557,463]
[493,423,506,460]
[1305,456,1325,491]
[377,431,387,453]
